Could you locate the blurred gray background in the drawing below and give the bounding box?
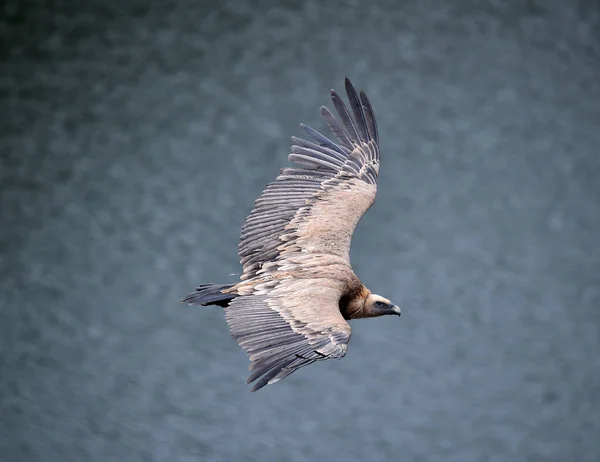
[1,0,599,461]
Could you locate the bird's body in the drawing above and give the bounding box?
[182,79,400,391]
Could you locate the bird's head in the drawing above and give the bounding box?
[364,293,401,317]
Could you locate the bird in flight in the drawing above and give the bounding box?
[182,78,401,391]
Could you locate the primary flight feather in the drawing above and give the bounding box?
[182,78,401,391]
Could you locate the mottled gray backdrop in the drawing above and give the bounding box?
[1,0,599,461]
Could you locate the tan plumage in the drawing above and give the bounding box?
[182,78,400,391]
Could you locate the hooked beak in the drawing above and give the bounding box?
[391,304,402,317]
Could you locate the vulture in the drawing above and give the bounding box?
[182,78,400,391]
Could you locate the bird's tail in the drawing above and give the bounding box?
[180,283,236,307]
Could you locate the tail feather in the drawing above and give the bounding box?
[180,283,236,307]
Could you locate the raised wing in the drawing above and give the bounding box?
[238,78,380,280]
[226,277,351,391]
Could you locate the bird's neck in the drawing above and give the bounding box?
[341,285,371,320]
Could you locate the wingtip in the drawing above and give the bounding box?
[249,379,278,392]
[344,76,356,92]
[249,381,265,392]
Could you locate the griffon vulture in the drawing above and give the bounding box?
[182,78,400,391]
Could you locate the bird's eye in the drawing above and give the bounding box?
[375,301,386,308]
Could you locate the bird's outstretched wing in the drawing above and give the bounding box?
[238,78,380,281]
[227,276,352,391]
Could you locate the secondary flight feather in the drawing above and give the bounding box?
[182,78,401,391]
